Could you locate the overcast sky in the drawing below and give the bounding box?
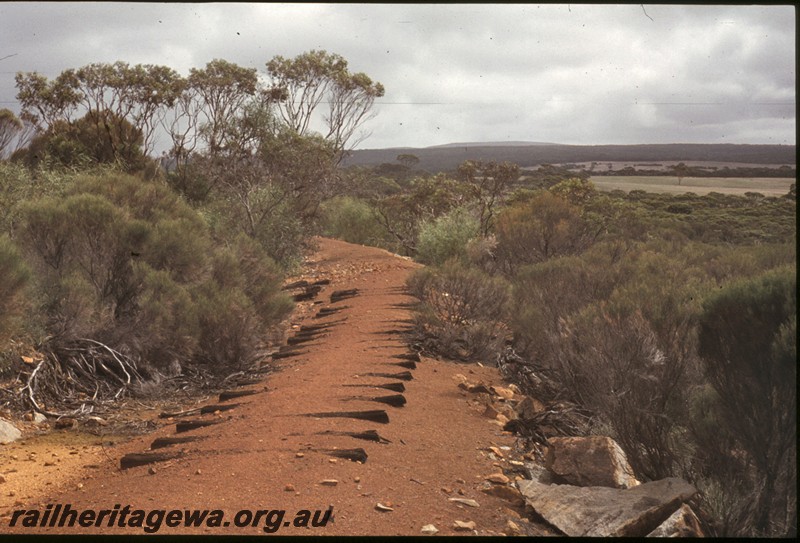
[0,3,795,150]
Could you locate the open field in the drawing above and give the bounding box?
[590,176,796,196]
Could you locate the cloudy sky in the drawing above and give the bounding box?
[0,3,795,150]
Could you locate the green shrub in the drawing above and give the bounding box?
[15,172,293,376]
[0,235,30,343]
[416,207,479,266]
[698,266,796,535]
[408,259,509,361]
[494,191,599,274]
[321,196,386,246]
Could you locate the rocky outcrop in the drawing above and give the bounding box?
[545,435,640,489]
[517,477,698,537]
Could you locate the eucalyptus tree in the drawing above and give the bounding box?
[265,50,384,158]
[187,59,258,154]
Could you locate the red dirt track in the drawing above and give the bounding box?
[2,238,523,536]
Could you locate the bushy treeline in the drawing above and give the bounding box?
[0,51,384,403]
[320,159,796,537]
[0,163,293,381]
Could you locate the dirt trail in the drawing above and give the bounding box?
[2,238,524,536]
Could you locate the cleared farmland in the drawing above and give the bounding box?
[590,176,796,196]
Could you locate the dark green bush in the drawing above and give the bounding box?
[408,259,509,361]
[698,266,796,535]
[15,172,293,375]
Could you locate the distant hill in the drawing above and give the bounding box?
[426,141,557,148]
[342,143,796,173]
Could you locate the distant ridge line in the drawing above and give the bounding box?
[343,142,796,171]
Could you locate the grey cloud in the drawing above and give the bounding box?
[0,3,794,148]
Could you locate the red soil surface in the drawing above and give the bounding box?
[1,238,534,536]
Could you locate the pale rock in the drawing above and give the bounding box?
[375,503,393,512]
[453,520,476,531]
[546,436,640,489]
[517,477,697,537]
[646,504,704,537]
[33,413,47,424]
[448,497,480,508]
[0,419,21,444]
[489,446,504,458]
[320,479,338,486]
[421,524,438,535]
[490,385,515,400]
[485,473,510,485]
[504,520,522,536]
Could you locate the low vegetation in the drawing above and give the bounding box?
[320,156,796,537]
[0,50,795,538]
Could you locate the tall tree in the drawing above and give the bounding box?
[457,160,519,236]
[265,50,384,157]
[15,71,81,130]
[188,59,258,154]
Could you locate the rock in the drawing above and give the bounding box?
[453,520,476,531]
[517,477,697,537]
[496,414,509,425]
[647,504,704,537]
[489,446,504,458]
[375,503,393,512]
[467,383,491,394]
[524,462,557,485]
[0,419,21,444]
[514,396,545,419]
[497,404,517,420]
[33,413,47,424]
[504,520,522,536]
[481,483,525,506]
[421,524,438,535]
[320,479,338,486]
[485,473,510,485]
[491,385,515,400]
[0,474,6,484]
[148,467,157,475]
[295,452,305,458]
[546,436,640,489]
[448,497,480,508]
[284,484,295,492]
[482,404,500,419]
